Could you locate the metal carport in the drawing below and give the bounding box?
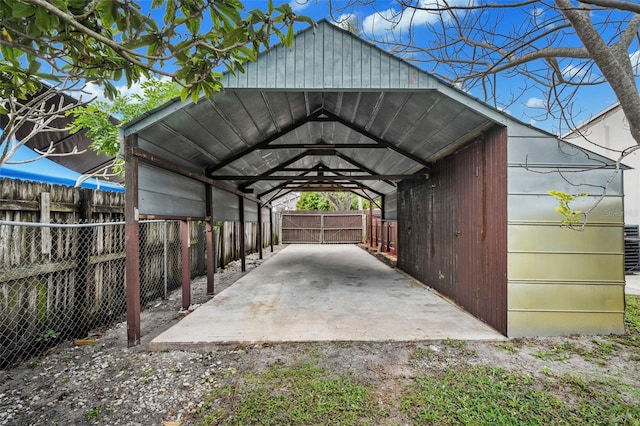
[122,20,625,345]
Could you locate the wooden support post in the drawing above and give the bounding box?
[39,192,51,258]
[181,220,191,309]
[206,185,214,295]
[257,203,263,260]
[269,207,274,252]
[75,188,94,338]
[125,134,142,346]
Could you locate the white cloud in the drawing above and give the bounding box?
[289,0,310,12]
[78,82,107,103]
[630,50,640,75]
[530,118,537,126]
[525,97,546,108]
[561,64,587,81]
[362,0,473,36]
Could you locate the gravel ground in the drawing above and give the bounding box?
[1,246,639,425]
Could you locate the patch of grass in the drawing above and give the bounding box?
[442,338,476,357]
[533,341,582,362]
[625,295,640,335]
[402,365,567,424]
[84,405,104,422]
[332,342,352,349]
[401,365,640,425]
[195,360,383,426]
[411,347,437,361]
[606,295,640,350]
[497,342,519,354]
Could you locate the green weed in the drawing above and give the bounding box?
[84,405,104,422]
[195,360,382,425]
[401,365,640,425]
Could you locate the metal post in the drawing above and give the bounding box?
[181,220,191,310]
[206,220,214,295]
[163,221,168,300]
[380,195,386,253]
[125,134,141,346]
[269,207,274,252]
[239,196,246,272]
[206,184,214,295]
[368,201,373,247]
[257,203,263,260]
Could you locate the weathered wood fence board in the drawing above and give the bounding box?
[0,178,279,367]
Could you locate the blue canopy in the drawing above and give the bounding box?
[0,143,124,192]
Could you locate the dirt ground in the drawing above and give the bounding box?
[1,246,639,425]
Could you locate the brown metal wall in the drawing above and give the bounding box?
[398,126,508,334]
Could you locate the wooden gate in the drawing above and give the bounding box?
[281,212,364,244]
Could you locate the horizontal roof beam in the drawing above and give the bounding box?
[263,143,386,150]
[209,174,427,181]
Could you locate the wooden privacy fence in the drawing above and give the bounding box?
[281,211,365,244]
[364,210,398,255]
[0,178,276,367]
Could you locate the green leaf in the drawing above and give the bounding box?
[186,16,200,34]
[284,23,295,46]
[11,2,35,18]
[34,8,50,31]
[215,1,242,25]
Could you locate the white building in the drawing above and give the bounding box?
[563,103,640,226]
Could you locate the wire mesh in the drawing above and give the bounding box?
[0,220,209,368]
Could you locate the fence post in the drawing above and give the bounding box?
[74,188,94,338]
[39,192,51,259]
[181,220,191,309]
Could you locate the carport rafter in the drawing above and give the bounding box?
[205,109,324,175]
[311,110,432,170]
[209,174,426,181]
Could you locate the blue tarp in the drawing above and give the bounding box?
[0,144,124,192]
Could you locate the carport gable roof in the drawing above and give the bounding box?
[121,20,615,204]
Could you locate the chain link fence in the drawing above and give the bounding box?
[0,220,207,368]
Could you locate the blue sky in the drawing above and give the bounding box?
[93,0,639,136]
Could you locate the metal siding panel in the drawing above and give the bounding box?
[361,44,372,88]
[508,225,623,254]
[508,167,623,195]
[302,28,314,88]
[384,191,397,220]
[138,164,206,217]
[244,200,258,222]
[508,312,624,337]
[352,38,362,89]
[276,44,287,88]
[333,30,343,88]
[508,194,624,224]
[508,252,624,281]
[508,136,617,167]
[389,55,400,88]
[323,25,333,88]
[370,48,381,88]
[508,283,624,311]
[212,186,239,221]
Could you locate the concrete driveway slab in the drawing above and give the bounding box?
[150,244,505,351]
